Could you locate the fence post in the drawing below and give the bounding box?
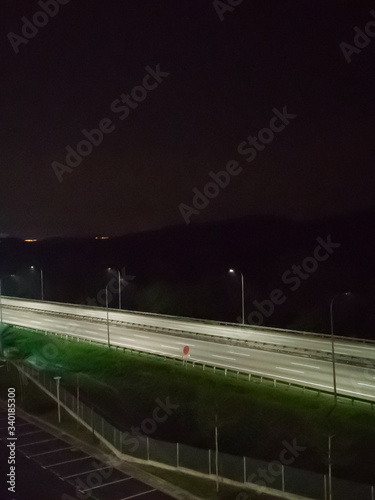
[281,464,285,492]
[177,442,179,468]
[324,474,327,500]
[243,456,246,483]
[147,437,150,461]
[209,449,211,475]
[371,485,374,500]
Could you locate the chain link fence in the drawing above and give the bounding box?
[19,363,375,500]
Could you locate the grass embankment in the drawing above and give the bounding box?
[1,324,374,487]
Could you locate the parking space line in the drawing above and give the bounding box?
[46,456,91,468]
[17,430,45,437]
[62,466,111,479]
[18,437,59,448]
[28,446,74,458]
[0,423,31,430]
[81,477,132,492]
[119,490,157,500]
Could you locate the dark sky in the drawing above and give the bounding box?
[1,0,375,238]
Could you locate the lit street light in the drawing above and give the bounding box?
[330,291,351,405]
[229,268,245,325]
[106,284,110,347]
[107,267,122,309]
[30,266,44,301]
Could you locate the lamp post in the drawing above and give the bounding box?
[31,266,44,301]
[330,292,351,405]
[106,285,110,347]
[107,268,121,309]
[53,376,62,424]
[229,269,245,325]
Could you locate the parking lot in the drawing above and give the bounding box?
[0,407,173,500]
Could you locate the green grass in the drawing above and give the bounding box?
[1,324,375,487]
[140,465,281,500]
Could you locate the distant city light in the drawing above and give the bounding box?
[24,239,37,242]
[95,236,109,240]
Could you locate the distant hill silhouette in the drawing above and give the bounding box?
[1,209,374,339]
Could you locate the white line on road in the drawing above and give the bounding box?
[45,456,91,468]
[28,446,74,458]
[81,477,132,492]
[275,367,304,374]
[212,355,236,361]
[133,335,150,339]
[62,466,112,480]
[161,345,179,350]
[119,489,157,500]
[18,437,59,448]
[291,362,320,370]
[229,351,251,357]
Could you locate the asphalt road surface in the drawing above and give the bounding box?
[2,298,375,402]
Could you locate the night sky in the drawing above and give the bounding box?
[1,0,375,239]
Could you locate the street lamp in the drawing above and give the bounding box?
[106,284,110,347]
[53,376,62,424]
[30,266,44,301]
[229,269,245,325]
[107,268,121,309]
[0,275,16,324]
[330,292,351,405]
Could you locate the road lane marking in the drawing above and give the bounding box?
[291,362,320,369]
[229,351,251,357]
[133,335,150,339]
[161,345,179,350]
[276,367,304,374]
[212,355,236,361]
[357,383,375,388]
